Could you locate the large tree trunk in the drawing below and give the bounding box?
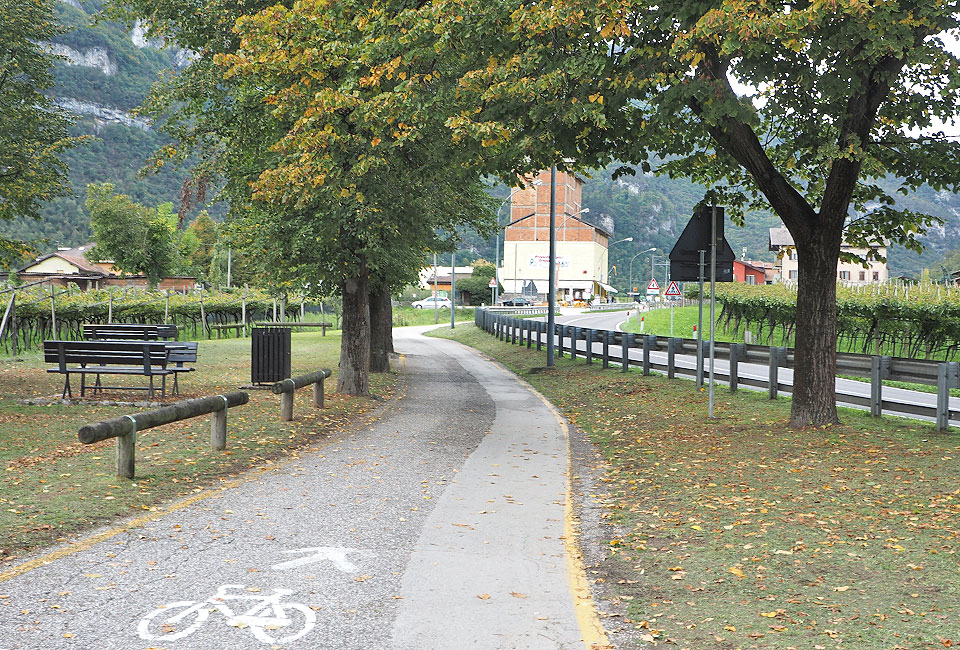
[337,257,370,396]
[790,227,843,427]
[369,284,393,373]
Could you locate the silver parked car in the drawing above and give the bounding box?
[412,296,452,309]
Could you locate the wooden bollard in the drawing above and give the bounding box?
[272,369,332,421]
[79,392,249,478]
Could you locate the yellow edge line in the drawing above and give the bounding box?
[0,354,412,586]
[533,387,611,650]
[0,477,246,584]
[437,336,610,648]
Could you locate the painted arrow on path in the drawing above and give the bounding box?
[271,547,364,573]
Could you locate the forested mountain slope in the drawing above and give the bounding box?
[5,1,960,282]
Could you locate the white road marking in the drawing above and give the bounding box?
[271,546,362,573]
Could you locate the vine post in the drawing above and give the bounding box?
[164,289,170,322]
[199,288,208,339]
[49,284,57,339]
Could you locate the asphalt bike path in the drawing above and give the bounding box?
[0,328,605,650]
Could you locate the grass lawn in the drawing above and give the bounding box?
[430,324,960,650]
[0,331,398,560]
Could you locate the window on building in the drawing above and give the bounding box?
[839,270,851,280]
[859,271,866,281]
[790,251,798,261]
[873,271,879,281]
[788,270,798,280]
[747,275,756,284]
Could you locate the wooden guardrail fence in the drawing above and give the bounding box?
[272,369,332,421]
[78,391,249,478]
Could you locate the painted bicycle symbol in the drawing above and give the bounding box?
[137,583,316,644]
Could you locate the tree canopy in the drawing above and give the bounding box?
[0,0,84,265]
[365,0,960,425]
[85,183,181,287]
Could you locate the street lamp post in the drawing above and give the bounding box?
[630,247,656,301]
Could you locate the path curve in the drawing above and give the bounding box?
[0,328,607,650]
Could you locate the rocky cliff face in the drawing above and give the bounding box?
[48,43,118,76]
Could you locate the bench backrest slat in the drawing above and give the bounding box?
[83,324,178,340]
[43,341,170,370]
[167,342,198,365]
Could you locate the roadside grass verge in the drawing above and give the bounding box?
[393,306,475,327]
[0,331,398,560]
[430,324,960,650]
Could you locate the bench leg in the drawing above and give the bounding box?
[93,373,102,396]
[148,376,154,400]
[172,372,179,396]
[62,375,72,399]
[80,372,86,397]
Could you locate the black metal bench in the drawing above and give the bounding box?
[83,323,178,340]
[43,340,173,399]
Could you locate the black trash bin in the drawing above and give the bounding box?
[251,327,291,384]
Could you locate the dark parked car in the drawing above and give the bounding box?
[500,297,533,306]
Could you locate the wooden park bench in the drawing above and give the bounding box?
[167,341,198,395]
[43,340,174,399]
[207,322,247,338]
[83,323,178,341]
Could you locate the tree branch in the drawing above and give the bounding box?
[689,44,818,240]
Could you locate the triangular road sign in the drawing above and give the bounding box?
[664,280,682,297]
[646,278,660,291]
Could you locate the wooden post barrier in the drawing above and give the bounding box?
[255,322,334,336]
[77,391,249,478]
[272,369,333,421]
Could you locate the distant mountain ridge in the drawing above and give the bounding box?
[4,0,959,281]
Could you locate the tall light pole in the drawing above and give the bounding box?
[547,166,557,366]
[630,247,656,301]
[495,180,542,304]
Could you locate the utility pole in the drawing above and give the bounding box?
[547,166,557,366]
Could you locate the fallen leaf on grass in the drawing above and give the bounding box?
[510,592,527,598]
[477,593,491,600]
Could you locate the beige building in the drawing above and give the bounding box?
[769,227,888,285]
[7,244,196,291]
[499,170,618,302]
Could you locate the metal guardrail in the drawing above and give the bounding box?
[483,306,549,315]
[584,303,635,311]
[475,309,960,431]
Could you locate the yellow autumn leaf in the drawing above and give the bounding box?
[760,611,778,618]
[729,567,745,577]
[477,593,491,600]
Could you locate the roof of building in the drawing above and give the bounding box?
[768,227,887,251]
[507,212,613,237]
[19,251,106,275]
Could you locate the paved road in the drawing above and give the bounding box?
[0,329,606,650]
